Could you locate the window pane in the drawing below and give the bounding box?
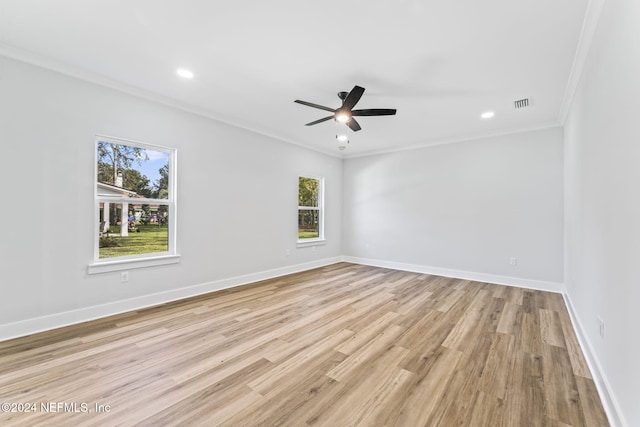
[97,140,170,199]
[298,177,319,207]
[298,209,319,239]
[98,202,169,258]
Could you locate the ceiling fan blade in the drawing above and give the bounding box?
[352,108,397,116]
[342,85,365,111]
[305,115,335,126]
[294,100,336,113]
[347,117,362,132]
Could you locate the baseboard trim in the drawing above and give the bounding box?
[0,257,342,343]
[342,256,564,293]
[562,293,627,427]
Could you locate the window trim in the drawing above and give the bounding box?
[297,175,325,246]
[88,135,180,274]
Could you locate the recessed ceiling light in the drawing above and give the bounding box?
[481,111,495,119]
[176,68,194,79]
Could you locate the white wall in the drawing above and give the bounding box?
[342,128,564,289]
[0,56,342,339]
[564,0,640,425]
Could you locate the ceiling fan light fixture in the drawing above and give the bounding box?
[336,111,351,123]
[176,68,194,79]
[336,134,348,142]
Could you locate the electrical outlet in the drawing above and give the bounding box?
[121,271,129,283]
[509,257,518,266]
[598,316,605,339]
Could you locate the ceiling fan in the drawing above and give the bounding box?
[294,85,396,132]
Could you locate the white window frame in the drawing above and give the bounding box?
[297,175,325,247]
[88,135,180,274]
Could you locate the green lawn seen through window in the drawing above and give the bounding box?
[99,223,168,258]
[298,230,319,239]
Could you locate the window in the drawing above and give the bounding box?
[89,136,179,274]
[298,176,324,244]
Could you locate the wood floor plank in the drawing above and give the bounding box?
[247,329,353,394]
[328,324,405,381]
[517,311,544,355]
[427,367,482,426]
[397,310,454,375]
[540,308,567,348]
[257,373,343,426]
[307,346,411,426]
[135,360,271,426]
[334,311,401,355]
[557,306,593,379]
[479,332,516,400]
[575,375,610,427]
[0,263,609,426]
[442,289,496,351]
[504,351,548,426]
[434,288,466,313]
[497,301,520,334]
[388,345,463,426]
[541,342,585,426]
[467,390,506,427]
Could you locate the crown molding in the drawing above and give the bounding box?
[558,0,608,124]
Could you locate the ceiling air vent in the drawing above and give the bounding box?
[514,98,530,109]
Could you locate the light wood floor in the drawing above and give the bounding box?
[0,263,608,426]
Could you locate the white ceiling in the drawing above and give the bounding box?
[0,0,589,157]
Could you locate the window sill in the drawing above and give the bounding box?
[88,254,181,275]
[296,239,326,248]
